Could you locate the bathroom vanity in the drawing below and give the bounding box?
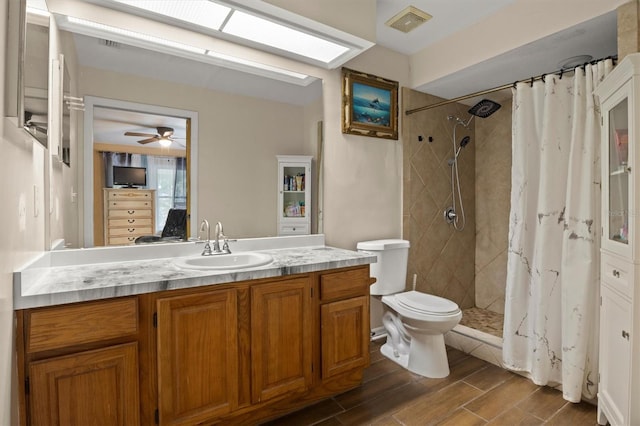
[13,236,376,425]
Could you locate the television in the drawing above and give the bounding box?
[113,166,147,188]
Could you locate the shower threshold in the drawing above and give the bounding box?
[446,307,505,368]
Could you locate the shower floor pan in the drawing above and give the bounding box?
[445,307,505,368]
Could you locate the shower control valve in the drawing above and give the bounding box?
[444,207,456,224]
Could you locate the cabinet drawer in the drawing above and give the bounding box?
[108,200,152,210]
[109,218,153,227]
[108,208,152,219]
[108,226,153,237]
[108,190,152,201]
[26,298,138,353]
[320,267,370,302]
[279,224,309,235]
[108,236,138,245]
[601,252,633,298]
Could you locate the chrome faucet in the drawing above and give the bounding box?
[214,221,232,254]
[200,219,213,256]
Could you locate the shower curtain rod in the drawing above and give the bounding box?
[405,55,617,116]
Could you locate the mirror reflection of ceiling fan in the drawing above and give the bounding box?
[124,126,185,147]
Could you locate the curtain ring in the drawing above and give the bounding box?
[530,77,534,87]
[541,75,546,83]
[559,69,563,80]
[513,81,517,89]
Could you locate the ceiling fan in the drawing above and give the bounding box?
[124,126,184,147]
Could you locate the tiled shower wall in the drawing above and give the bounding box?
[402,88,476,309]
[474,98,512,315]
[403,88,513,313]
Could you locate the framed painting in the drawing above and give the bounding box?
[341,68,398,140]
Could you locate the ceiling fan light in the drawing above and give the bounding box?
[158,137,172,147]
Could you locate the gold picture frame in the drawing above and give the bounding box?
[341,67,399,140]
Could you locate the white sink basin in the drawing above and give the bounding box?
[174,252,273,271]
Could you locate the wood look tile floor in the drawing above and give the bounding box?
[264,341,598,426]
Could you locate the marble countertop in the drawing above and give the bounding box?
[14,238,376,310]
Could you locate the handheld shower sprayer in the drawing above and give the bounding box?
[454,136,471,158]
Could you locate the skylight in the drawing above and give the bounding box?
[101,0,354,66]
[111,0,231,31]
[59,16,312,84]
[222,10,350,64]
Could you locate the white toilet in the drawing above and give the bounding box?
[357,239,462,378]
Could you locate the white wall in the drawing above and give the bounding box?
[321,45,409,249]
[0,1,49,424]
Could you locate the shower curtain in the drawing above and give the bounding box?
[503,58,613,403]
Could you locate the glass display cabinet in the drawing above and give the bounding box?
[595,53,640,426]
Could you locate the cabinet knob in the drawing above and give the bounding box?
[613,270,620,278]
[622,330,630,340]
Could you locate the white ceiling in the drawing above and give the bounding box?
[406,9,617,101]
[376,0,520,56]
[86,0,619,142]
[93,106,188,149]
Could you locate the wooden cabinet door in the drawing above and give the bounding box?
[598,285,632,426]
[321,296,369,379]
[251,278,312,403]
[29,342,140,426]
[156,289,238,425]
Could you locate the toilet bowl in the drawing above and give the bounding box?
[381,291,461,378]
[356,239,462,378]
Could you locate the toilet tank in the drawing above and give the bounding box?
[357,239,410,295]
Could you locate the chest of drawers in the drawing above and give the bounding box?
[103,188,155,245]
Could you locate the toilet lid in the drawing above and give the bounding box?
[396,291,460,315]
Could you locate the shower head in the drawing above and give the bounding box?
[468,99,501,118]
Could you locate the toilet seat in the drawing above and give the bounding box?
[395,291,460,316]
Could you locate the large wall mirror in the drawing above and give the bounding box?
[56,20,323,248]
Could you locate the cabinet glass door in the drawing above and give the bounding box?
[281,165,306,219]
[608,98,629,245]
